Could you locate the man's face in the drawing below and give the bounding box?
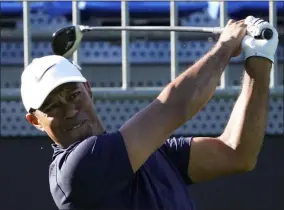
[26,82,103,147]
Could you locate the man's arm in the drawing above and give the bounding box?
[119,20,246,172]
[221,57,271,164]
[186,16,279,183]
[188,57,271,182]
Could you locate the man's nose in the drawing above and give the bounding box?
[63,103,79,119]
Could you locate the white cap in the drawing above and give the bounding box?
[21,55,87,112]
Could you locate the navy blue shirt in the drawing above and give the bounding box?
[49,131,195,210]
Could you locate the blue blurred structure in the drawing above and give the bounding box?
[1,1,283,18]
[0,2,208,17]
[208,1,284,19]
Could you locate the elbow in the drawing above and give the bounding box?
[236,158,257,173]
[242,162,257,172]
[218,136,259,173]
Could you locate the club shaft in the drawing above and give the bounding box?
[82,26,224,34]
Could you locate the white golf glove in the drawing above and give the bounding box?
[241,16,279,63]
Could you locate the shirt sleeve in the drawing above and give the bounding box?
[56,131,134,204]
[160,136,194,185]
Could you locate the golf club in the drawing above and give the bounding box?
[51,25,274,59]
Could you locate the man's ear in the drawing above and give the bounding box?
[83,81,93,98]
[26,113,45,132]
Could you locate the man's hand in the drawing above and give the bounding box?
[217,19,247,57]
[242,16,279,64]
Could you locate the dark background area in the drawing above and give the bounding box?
[0,135,283,210]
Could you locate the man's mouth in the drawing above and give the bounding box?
[65,120,86,131]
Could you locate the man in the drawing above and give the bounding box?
[21,16,278,210]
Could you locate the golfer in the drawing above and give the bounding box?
[21,16,278,210]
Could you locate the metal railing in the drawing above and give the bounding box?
[0,1,283,101]
[219,2,229,89]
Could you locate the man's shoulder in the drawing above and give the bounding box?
[50,131,118,160]
[49,130,129,174]
[49,135,99,175]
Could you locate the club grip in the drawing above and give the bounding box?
[256,28,273,40]
[213,27,273,40]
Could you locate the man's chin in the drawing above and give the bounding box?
[58,123,102,146]
[63,127,93,144]
[74,129,94,142]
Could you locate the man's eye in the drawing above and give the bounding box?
[68,91,81,101]
[45,105,56,112]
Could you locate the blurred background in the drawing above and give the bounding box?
[0,1,283,210]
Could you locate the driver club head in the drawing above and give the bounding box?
[51,25,83,59]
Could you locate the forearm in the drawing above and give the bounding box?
[220,59,271,168]
[158,43,231,121]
